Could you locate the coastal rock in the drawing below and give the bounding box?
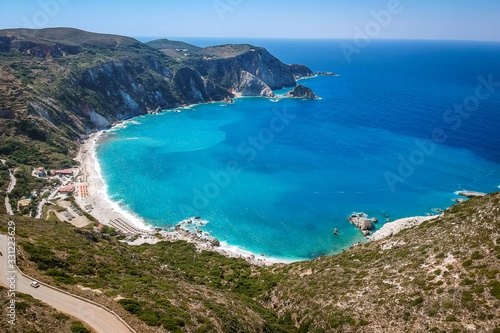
[348,213,376,237]
[371,216,435,241]
[284,85,319,99]
[348,215,373,231]
[210,238,220,247]
[457,191,486,198]
[316,71,338,76]
[288,64,315,79]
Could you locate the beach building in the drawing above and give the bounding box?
[51,169,74,176]
[58,184,75,193]
[93,224,104,233]
[37,167,46,177]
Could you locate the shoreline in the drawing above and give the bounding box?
[74,94,495,267]
[76,128,291,266]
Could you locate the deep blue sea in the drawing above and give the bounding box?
[97,39,500,261]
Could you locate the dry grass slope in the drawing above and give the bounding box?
[263,192,500,332]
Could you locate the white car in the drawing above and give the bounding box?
[30,281,40,288]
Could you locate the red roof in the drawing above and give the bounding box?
[51,169,73,175]
[58,184,75,192]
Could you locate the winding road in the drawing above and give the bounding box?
[1,160,15,215]
[0,233,134,333]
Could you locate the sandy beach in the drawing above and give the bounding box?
[75,130,289,266]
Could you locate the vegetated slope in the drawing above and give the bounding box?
[0,214,287,332]
[1,192,499,332]
[261,191,500,332]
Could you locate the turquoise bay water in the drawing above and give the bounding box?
[97,40,500,261]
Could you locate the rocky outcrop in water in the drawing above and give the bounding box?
[284,85,319,99]
[316,71,338,76]
[348,213,376,237]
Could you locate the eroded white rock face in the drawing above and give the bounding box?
[371,216,435,241]
[89,108,111,128]
[236,70,274,97]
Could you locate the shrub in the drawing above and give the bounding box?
[15,302,30,312]
[445,315,457,322]
[70,321,90,333]
[471,251,484,260]
[442,300,453,309]
[462,259,473,267]
[45,268,76,284]
[118,299,142,315]
[138,310,160,326]
[410,296,424,306]
[489,280,500,300]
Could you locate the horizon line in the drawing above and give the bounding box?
[1,26,499,43]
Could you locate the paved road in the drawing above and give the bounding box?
[4,169,15,215]
[35,198,47,219]
[4,196,12,215]
[0,233,134,333]
[7,169,16,193]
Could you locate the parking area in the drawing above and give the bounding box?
[52,200,93,228]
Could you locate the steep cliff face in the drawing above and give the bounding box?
[288,63,315,79]
[190,47,299,96]
[147,41,317,97]
[237,70,274,97]
[0,28,232,146]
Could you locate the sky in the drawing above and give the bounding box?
[0,0,499,41]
